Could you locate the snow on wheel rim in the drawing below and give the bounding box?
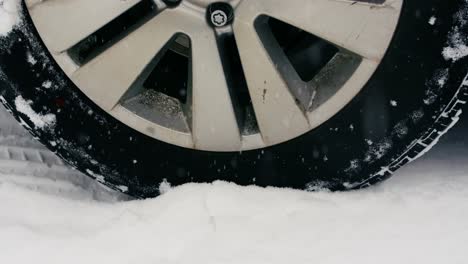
[25,0,403,151]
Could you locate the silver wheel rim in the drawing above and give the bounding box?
[26,0,403,151]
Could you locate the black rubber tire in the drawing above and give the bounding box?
[0,0,467,198]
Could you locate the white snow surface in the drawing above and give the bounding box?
[1,141,468,264]
[0,0,20,36]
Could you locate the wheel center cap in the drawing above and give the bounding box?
[211,10,228,27]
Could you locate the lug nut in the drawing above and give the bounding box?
[163,0,181,8]
[207,2,234,28]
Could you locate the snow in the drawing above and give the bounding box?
[443,1,468,62]
[443,41,468,62]
[26,52,37,66]
[0,135,467,264]
[0,0,21,36]
[159,178,172,194]
[41,81,52,89]
[14,96,56,129]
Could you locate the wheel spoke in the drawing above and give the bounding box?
[184,24,242,150]
[71,10,176,111]
[233,17,311,145]
[28,0,142,52]
[308,57,379,126]
[235,0,403,61]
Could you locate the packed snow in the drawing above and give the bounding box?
[14,96,56,129]
[0,122,467,264]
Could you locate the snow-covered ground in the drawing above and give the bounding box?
[0,107,467,264]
